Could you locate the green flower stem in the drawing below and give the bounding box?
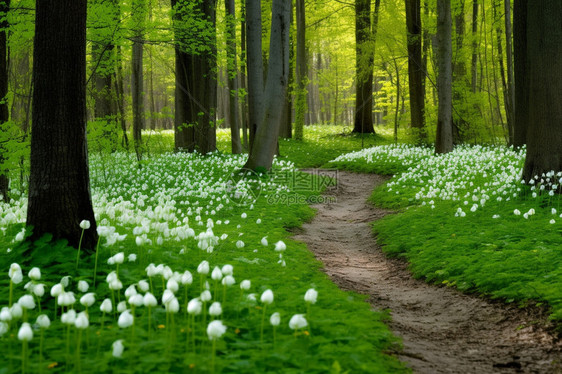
[260,305,267,343]
[8,280,13,307]
[76,329,82,373]
[21,340,27,374]
[93,236,101,288]
[39,330,44,374]
[76,228,85,270]
[147,307,152,339]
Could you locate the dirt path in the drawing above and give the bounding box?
[293,171,562,374]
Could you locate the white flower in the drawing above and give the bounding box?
[162,290,175,305]
[113,252,125,264]
[256,218,262,224]
[181,271,193,285]
[211,267,223,281]
[28,267,41,281]
[60,276,71,287]
[0,307,12,321]
[270,312,280,326]
[80,293,96,307]
[550,219,556,224]
[274,241,286,252]
[128,294,144,307]
[200,290,212,302]
[260,289,274,304]
[77,280,89,293]
[112,339,124,358]
[9,263,22,284]
[197,260,210,275]
[79,220,91,230]
[241,213,247,219]
[221,264,233,276]
[513,209,521,216]
[165,297,180,313]
[166,279,179,293]
[10,304,22,319]
[50,283,64,297]
[0,322,7,336]
[18,322,33,341]
[18,295,36,310]
[145,263,158,277]
[33,283,45,298]
[117,301,127,313]
[247,293,257,302]
[36,314,51,329]
[143,292,157,307]
[61,310,77,325]
[187,298,202,315]
[75,312,89,329]
[289,314,308,330]
[138,280,150,292]
[236,240,245,248]
[207,320,227,340]
[128,254,137,262]
[222,275,235,287]
[99,298,112,314]
[304,289,318,304]
[240,280,251,291]
[209,302,222,316]
[58,291,76,306]
[261,237,268,246]
[118,310,134,328]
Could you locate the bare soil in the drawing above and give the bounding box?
[293,170,562,373]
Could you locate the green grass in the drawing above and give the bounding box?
[0,150,407,373]
[328,143,562,322]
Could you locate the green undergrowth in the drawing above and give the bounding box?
[330,144,562,322]
[0,152,407,373]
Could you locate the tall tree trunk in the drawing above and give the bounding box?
[27,0,98,250]
[353,0,378,134]
[239,1,249,149]
[435,0,453,154]
[226,0,242,153]
[244,0,290,170]
[512,0,527,147]
[294,0,306,140]
[493,0,512,143]
[471,0,479,94]
[405,0,426,142]
[504,0,515,145]
[0,0,10,200]
[522,0,562,181]
[114,46,129,150]
[245,0,264,151]
[452,0,466,143]
[131,0,145,160]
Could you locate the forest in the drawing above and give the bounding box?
[0,0,561,373]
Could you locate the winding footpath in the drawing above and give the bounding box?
[293,171,562,373]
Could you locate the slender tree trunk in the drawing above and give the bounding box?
[27,0,98,249]
[504,0,515,145]
[405,0,426,142]
[239,1,249,149]
[294,0,307,140]
[244,0,290,170]
[245,0,264,151]
[493,0,512,143]
[226,0,242,153]
[522,0,562,180]
[131,0,145,160]
[512,0,527,147]
[435,0,453,154]
[114,47,129,150]
[353,0,378,134]
[471,0,479,93]
[0,0,10,200]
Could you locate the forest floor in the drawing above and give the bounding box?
[293,170,562,374]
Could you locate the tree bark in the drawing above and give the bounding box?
[239,1,249,149]
[131,0,145,160]
[471,0,479,94]
[244,0,290,170]
[0,0,10,201]
[435,0,453,154]
[27,0,98,250]
[226,0,242,153]
[294,0,306,140]
[405,0,426,142]
[504,0,515,145]
[522,0,562,181]
[245,0,264,151]
[512,0,527,147]
[353,0,378,134]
